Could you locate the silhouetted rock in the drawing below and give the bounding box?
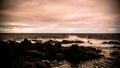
[102,41,120,45]
[87,41,92,44]
[54,42,62,48]
[35,62,51,68]
[111,51,120,68]
[20,38,32,49]
[63,44,102,64]
[61,40,84,44]
[0,39,103,68]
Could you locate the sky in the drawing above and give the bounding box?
[0,0,120,33]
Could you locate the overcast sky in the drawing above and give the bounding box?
[0,0,120,33]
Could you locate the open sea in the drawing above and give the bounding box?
[0,33,120,40]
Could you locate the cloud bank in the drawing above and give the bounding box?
[0,0,120,33]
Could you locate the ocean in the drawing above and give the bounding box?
[0,33,120,40]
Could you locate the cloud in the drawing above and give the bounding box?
[0,0,120,33]
[0,27,119,33]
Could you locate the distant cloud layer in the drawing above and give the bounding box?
[0,0,120,33]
